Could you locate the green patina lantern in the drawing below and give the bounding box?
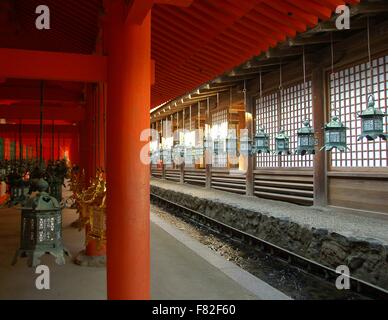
[253,127,270,154]
[296,120,316,155]
[321,116,348,152]
[13,179,69,267]
[358,95,387,141]
[274,129,290,155]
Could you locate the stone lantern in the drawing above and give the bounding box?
[321,116,348,152]
[13,179,69,267]
[296,120,316,155]
[274,130,290,155]
[358,95,387,141]
[254,128,270,154]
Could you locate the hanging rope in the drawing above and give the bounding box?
[259,70,263,131]
[230,87,233,109]
[367,16,373,97]
[302,45,307,120]
[189,105,192,132]
[243,80,247,110]
[39,80,45,165]
[197,102,200,131]
[279,62,283,131]
[183,108,185,131]
[330,32,339,118]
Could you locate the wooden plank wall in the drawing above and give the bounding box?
[328,173,388,214]
[254,170,314,206]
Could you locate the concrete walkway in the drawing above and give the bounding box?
[0,205,286,300]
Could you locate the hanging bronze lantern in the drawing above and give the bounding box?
[274,130,290,155]
[321,116,348,152]
[358,95,387,141]
[253,128,270,154]
[296,120,316,155]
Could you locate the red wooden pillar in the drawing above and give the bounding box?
[105,1,151,300]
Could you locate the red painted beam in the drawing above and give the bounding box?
[0,124,79,134]
[154,0,193,7]
[0,105,85,122]
[0,86,83,103]
[0,49,107,82]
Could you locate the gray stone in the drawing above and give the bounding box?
[151,181,388,290]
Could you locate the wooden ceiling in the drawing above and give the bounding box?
[0,0,360,110]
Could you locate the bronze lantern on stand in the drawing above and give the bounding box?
[13,179,69,267]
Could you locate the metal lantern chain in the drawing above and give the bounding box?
[357,16,388,141]
[254,70,271,154]
[275,63,291,155]
[296,45,316,155]
[321,33,349,152]
[239,80,251,156]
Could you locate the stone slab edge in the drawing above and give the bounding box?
[151,213,292,301]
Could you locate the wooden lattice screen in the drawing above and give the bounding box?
[255,81,313,168]
[330,55,388,168]
[211,109,228,168]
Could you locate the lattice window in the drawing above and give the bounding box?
[255,82,313,168]
[330,55,388,168]
[211,109,228,168]
[256,92,279,168]
[281,81,313,168]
